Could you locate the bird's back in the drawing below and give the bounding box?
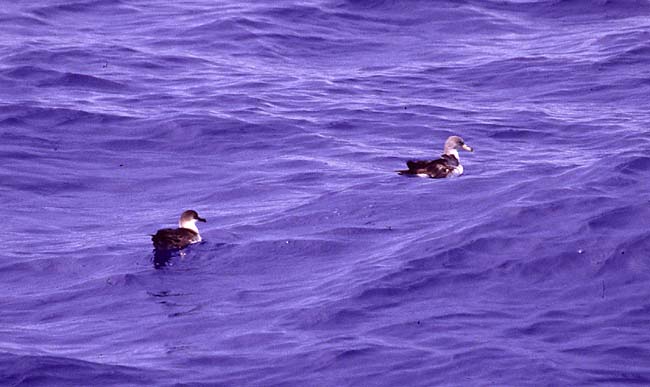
[398,154,460,178]
[152,228,200,251]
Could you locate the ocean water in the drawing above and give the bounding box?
[1,0,650,385]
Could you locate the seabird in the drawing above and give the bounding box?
[397,135,474,178]
[152,210,206,251]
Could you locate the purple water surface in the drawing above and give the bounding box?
[1,0,650,386]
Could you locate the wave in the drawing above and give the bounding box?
[0,352,168,387]
[38,72,127,91]
[0,104,133,126]
[30,0,137,18]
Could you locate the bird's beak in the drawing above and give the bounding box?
[462,144,474,152]
[197,216,207,222]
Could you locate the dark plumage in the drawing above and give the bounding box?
[152,228,200,250]
[401,154,460,178]
[397,135,473,178]
[151,210,206,251]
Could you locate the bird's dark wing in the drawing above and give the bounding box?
[407,160,434,170]
[397,156,456,178]
[152,228,199,251]
[440,154,459,167]
[421,154,459,178]
[424,159,454,178]
[396,159,435,175]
